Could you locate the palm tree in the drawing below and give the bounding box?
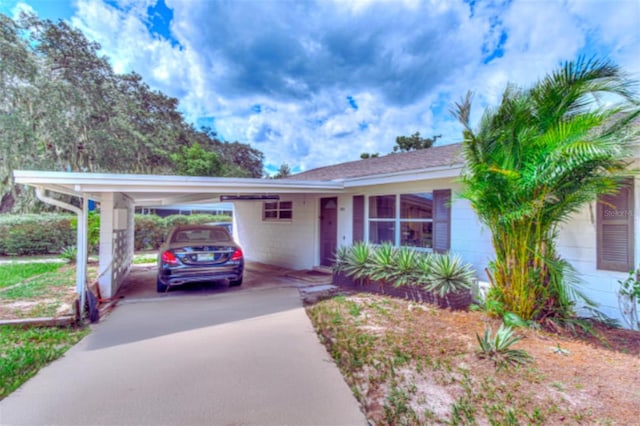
[452,57,639,322]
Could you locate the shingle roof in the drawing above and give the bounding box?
[289,143,464,181]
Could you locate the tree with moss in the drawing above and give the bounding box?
[170,143,222,176]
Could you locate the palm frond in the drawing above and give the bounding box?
[452,56,640,322]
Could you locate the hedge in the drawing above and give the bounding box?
[0,214,76,255]
[133,214,232,250]
[0,213,232,256]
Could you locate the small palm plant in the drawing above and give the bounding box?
[59,246,77,264]
[343,241,373,284]
[423,253,475,297]
[369,243,397,283]
[476,324,532,370]
[332,245,350,274]
[414,252,435,287]
[392,246,419,287]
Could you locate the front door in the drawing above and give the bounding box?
[320,197,338,267]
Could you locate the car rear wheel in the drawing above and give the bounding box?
[157,277,168,293]
[229,277,243,287]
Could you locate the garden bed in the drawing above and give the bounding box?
[333,271,473,310]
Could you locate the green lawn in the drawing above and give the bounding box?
[0,262,65,290]
[0,260,91,400]
[0,265,76,301]
[0,325,88,400]
[132,253,157,264]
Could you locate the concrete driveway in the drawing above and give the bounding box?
[0,264,366,426]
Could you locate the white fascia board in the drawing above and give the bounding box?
[153,194,223,205]
[145,203,233,210]
[342,164,464,188]
[14,170,344,194]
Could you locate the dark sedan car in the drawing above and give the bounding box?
[157,225,244,292]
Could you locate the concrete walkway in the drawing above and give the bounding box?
[0,270,366,425]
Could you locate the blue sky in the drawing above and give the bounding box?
[1,0,639,174]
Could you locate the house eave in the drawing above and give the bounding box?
[341,164,464,188]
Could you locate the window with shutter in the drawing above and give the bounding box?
[353,195,364,243]
[597,180,634,272]
[433,189,452,253]
[363,189,451,252]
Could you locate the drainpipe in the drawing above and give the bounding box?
[35,187,89,320]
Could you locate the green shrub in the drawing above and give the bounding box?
[476,324,532,370]
[332,245,349,274]
[392,246,419,287]
[0,213,232,255]
[134,214,232,250]
[69,212,100,253]
[423,253,475,297]
[134,214,165,250]
[0,214,76,255]
[369,243,396,283]
[343,242,373,284]
[59,246,78,263]
[336,242,476,297]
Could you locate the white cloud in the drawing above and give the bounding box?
[44,0,640,173]
[7,1,35,17]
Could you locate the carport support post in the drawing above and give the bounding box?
[98,193,115,299]
[77,197,89,319]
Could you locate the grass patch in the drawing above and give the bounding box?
[0,264,97,320]
[0,325,89,400]
[0,266,77,300]
[132,254,157,264]
[0,262,65,290]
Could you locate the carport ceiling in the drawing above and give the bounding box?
[13,170,345,206]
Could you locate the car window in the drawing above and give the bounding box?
[172,232,191,243]
[171,228,231,243]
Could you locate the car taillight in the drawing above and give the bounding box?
[162,251,179,265]
[231,248,243,261]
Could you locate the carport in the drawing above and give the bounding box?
[13,170,344,301]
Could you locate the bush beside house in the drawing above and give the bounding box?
[332,242,476,309]
[0,214,75,255]
[0,213,231,256]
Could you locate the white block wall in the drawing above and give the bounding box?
[98,192,134,298]
[450,196,494,280]
[233,194,319,270]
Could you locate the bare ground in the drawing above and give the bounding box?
[307,294,640,425]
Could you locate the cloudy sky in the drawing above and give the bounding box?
[1,0,639,174]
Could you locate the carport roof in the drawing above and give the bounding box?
[13,170,344,206]
[14,144,468,205]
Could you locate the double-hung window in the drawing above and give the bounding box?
[400,193,433,248]
[263,201,293,221]
[368,195,396,244]
[364,189,451,252]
